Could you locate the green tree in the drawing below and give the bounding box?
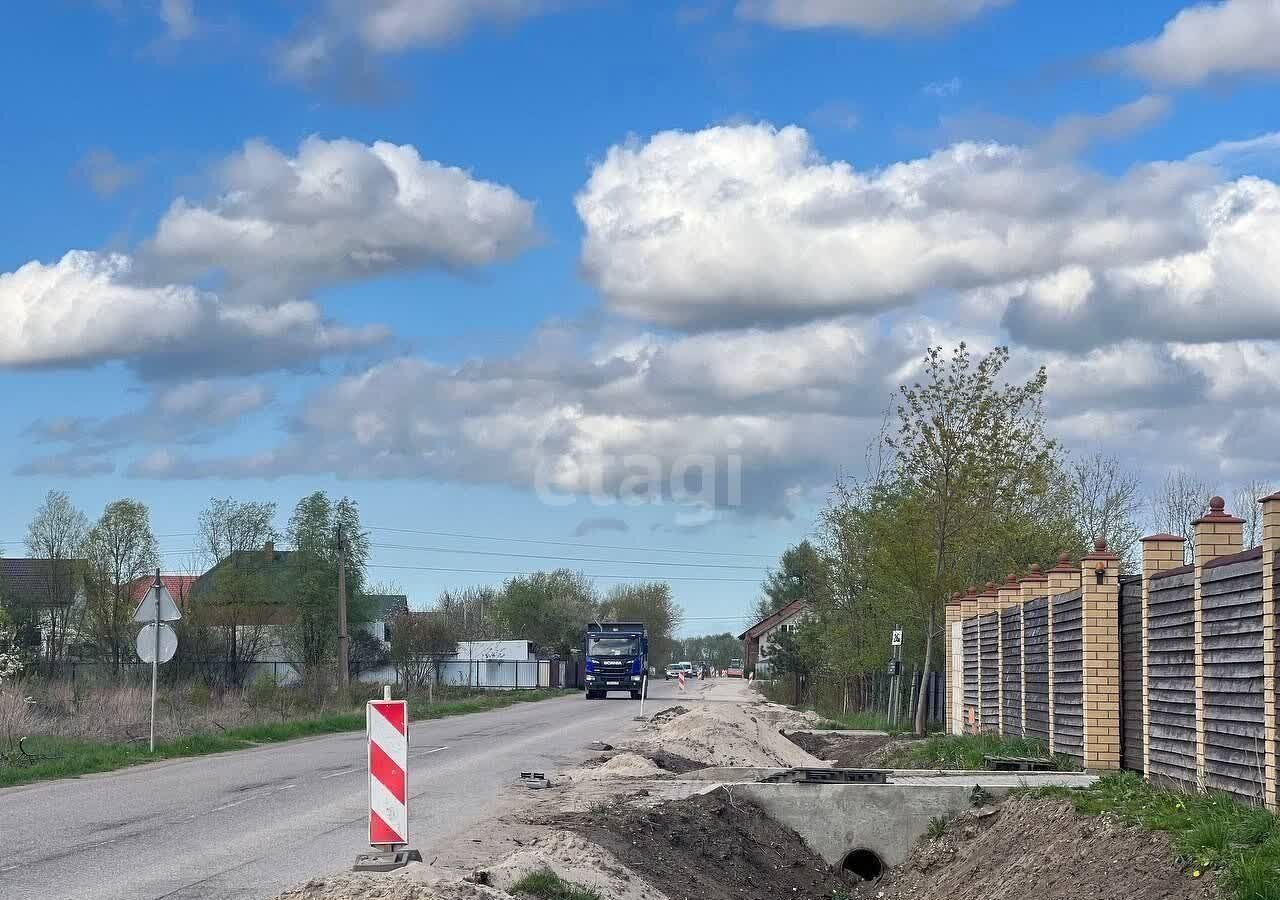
[25,489,90,671]
[494,569,597,656]
[390,611,460,690]
[84,499,159,671]
[753,540,831,621]
[598,581,683,664]
[883,344,1071,735]
[283,492,371,694]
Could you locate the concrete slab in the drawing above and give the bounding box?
[729,774,1098,868]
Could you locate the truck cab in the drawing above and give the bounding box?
[583,622,648,700]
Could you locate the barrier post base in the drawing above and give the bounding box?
[353,848,423,872]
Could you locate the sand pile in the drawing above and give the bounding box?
[631,702,821,768]
[275,867,511,900]
[477,830,667,900]
[571,752,665,780]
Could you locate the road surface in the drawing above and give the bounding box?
[0,677,752,900]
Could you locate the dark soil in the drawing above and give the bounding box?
[646,706,689,726]
[559,787,854,900]
[644,749,705,774]
[853,797,1219,900]
[786,731,896,767]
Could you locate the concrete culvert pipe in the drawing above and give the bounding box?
[841,848,885,881]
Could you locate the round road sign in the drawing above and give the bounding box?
[136,623,178,664]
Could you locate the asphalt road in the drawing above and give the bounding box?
[0,678,746,900]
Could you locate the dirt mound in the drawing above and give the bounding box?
[785,731,894,767]
[860,797,1218,900]
[477,829,667,900]
[636,703,820,768]
[647,706,689,726]
[560,787,854,900]
[645,749,705,774]
[571,752,664,780]
[275,868,511,900]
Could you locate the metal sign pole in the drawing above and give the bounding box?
[149,569,160,752]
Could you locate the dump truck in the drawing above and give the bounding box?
[583,621,648,699]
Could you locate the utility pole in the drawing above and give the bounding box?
[337,523,350,689]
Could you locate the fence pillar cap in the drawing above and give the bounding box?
[1019,564,1047,584]
[1048,552,1075,573]
[946,591,964,606]
[1258,491,1280,503]
[1004,572,1019,586]
[1082,536,1119,562]
[1191,496,1244,526]
[966,585,978,597]
[979,582,998,598]
[1140,532,1186,543]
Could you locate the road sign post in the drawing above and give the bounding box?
[354,692,422,872]
[133,570,182,752]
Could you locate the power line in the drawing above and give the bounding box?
[366,525,773,561]
[366,562,759,583]
[370,541,765,571]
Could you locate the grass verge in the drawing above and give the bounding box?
[877,733,1079,770]
[1021,772,1280,900]
[510,868,602,900]
[0,688,572,789]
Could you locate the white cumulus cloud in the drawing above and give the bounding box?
[737,0,1011,32]
[145,136,537,297]
[1114,0,1280,85]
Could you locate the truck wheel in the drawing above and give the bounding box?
[630,690,642,700]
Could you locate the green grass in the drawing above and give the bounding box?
[1020,772,1280,900]
[877,733,1078,771]
[510,868,602,900]
[0,688,572,789]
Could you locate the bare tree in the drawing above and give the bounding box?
[1150,470,1217,564]
[1232,479,1276,549]
[25,490,89,671]
[1069,452,1143,574]
[198,498,278,566]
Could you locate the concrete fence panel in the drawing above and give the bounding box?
[1023,597,1051,744]
[1051,590,1084,764]
[1147,568,1197,786]
[979,614,1000,734]
[1000,606,1023,737]
[1201,551,1266,801]
[1120,577,1145,773]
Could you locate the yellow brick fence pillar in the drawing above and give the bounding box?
[1260,493,1280,810]
[1045,553,1079,754]
[1081,538,1121,770]
[1192,496,1244,790]
[959,586,980,733]
[945,592,963,736]
[1140,533,1187,779]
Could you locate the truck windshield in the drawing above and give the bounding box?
[587,636,639,656]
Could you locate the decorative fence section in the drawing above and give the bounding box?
[1000,606,1023,737]
[1051,590,1084,764]
[979,614,1000,734]
[1120,577,1145,773]
[941,496,1280,809]
[1022,597,1051,744]
[1201,551,1266,801]
[1146,569,1198,786]
[963,617,980,734]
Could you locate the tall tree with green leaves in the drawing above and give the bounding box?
[598,581,683,663]
[284,492,371,693]
[753,540,832,621]
[25,490,89,671]
[884,344,1068,735]
[494,569,597,656]
[84,499,159,671]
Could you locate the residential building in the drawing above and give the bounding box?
[738,598,809,677]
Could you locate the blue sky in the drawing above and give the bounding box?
[3,0,1280,635]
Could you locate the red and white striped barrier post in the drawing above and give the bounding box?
[354,687,421,871]
[677,671,686,692]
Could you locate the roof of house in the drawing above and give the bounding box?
[128,574,200,606]
[737,597,808,641]
[0,557,87,608]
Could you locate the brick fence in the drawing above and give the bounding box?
[945,493,1280,810]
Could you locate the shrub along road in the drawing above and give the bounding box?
[0,688,672,900]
